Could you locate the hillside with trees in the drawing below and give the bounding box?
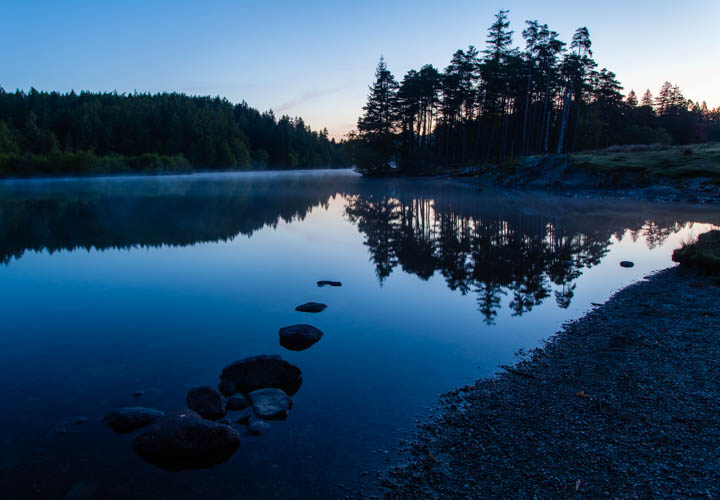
[0,89,348,177]
[352,10,720,174]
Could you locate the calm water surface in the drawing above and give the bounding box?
[0,169,717,498]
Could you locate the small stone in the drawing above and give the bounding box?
[620,261,635,268]
[248,388,293,420]
[295,302,327,313]
[234,408,252,425]
[317,280,342,287]
[72,417,88,426]
[226,394,250,411]
[133,391,145,397]
[103,407,165,433]
[186,386,226,421]
[247,420,270,435]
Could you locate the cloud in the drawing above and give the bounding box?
[274,83,353,114]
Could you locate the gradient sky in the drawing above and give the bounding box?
[4,0,719,139]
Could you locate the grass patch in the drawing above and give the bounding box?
[672,230,720,273]
[569,142,720,183]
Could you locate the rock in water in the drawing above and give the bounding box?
[132,410,240,471]
[317,280,342,287]
[279,324,324,351]
[620,261,635,268]
[226,394,250,411]
[186,386,226,420]
[234,408,252,425]
[219,355,302,396]
[248,388,293,420]
[103,407,165,434]
[247,420,270,435]
[295,302,327,313]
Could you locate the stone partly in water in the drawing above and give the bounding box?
[279,324,324,351]
[226,394,250,411]
[186,386,226,421]
[248,388,293,420]
[103,407,165,434]
[219,355,302,396]
[247,420,270,435]
[132,410,241,471]
[620,261,635,268]
[295,302,327,313]
[234,408,252,425]
[317,280,342,287]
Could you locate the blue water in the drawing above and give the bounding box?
[0,170,716,498]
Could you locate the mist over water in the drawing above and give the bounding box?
[0,169,716,498]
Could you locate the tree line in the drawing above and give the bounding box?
[0,88,348,177]
[352,10,720,174]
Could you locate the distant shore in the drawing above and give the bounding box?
[382,266,720,497]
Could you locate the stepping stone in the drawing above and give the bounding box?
[248,388,293,420]
[317,280,342,287]
[620,261,635,268]
[103,407,165,433]
[295,302,327,313]
[279,324,323,351]
[218,355,302,396]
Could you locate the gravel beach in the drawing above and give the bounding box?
[382,267,720,498]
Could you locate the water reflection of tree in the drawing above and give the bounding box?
[345,192,702,324]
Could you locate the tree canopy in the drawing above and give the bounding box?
[352,10,720,174]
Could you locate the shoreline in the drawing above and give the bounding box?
[381,266,720,497]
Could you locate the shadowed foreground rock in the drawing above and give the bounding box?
[103,407,165,434]
[132,410,240,471]
[186,386,226,421]
[218,355,302,396]
[279,324,324,351]
[383,268,720,498]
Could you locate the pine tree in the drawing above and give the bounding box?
[641,89,654,108]
[626,90,638,106]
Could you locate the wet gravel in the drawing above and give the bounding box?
[382,267,720,498]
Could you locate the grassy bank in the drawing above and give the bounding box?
[673,229,720,272]
[569,142,720,184]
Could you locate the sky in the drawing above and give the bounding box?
[3,0,719,140]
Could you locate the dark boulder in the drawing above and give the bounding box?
[248,388,293,420]
[132,409,240,471]
[279,324,324,351]
[186,386,226,420]
[295,302,327,313]
[217,379,237,397]
[317,280,342,287]
[226,394,250,411]
[620,261,635,268]
[219,355,302,396]
[234,408,252,425]
[103,407,165,434]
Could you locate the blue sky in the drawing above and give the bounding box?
[3,0,719,139]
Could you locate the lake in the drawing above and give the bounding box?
[0,169,717,499]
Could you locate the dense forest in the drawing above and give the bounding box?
[0,88,348,177]
[353,10,720,174]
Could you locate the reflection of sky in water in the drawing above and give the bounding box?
[0,170,716,498]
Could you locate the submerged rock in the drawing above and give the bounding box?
[317,280,342,287]
[279,324,324,351]
[295,302,327,313]
[248,388,293,420]
[620,261,635,268]
[103,407,165,434]
[234,408,252,425]
[247,420,270,435]
[133,391,145,398]
[132,409,240,471]
[72,417,88,426]
[226,394,250,411]
[186,386,226,421]
[219,355,302,396]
